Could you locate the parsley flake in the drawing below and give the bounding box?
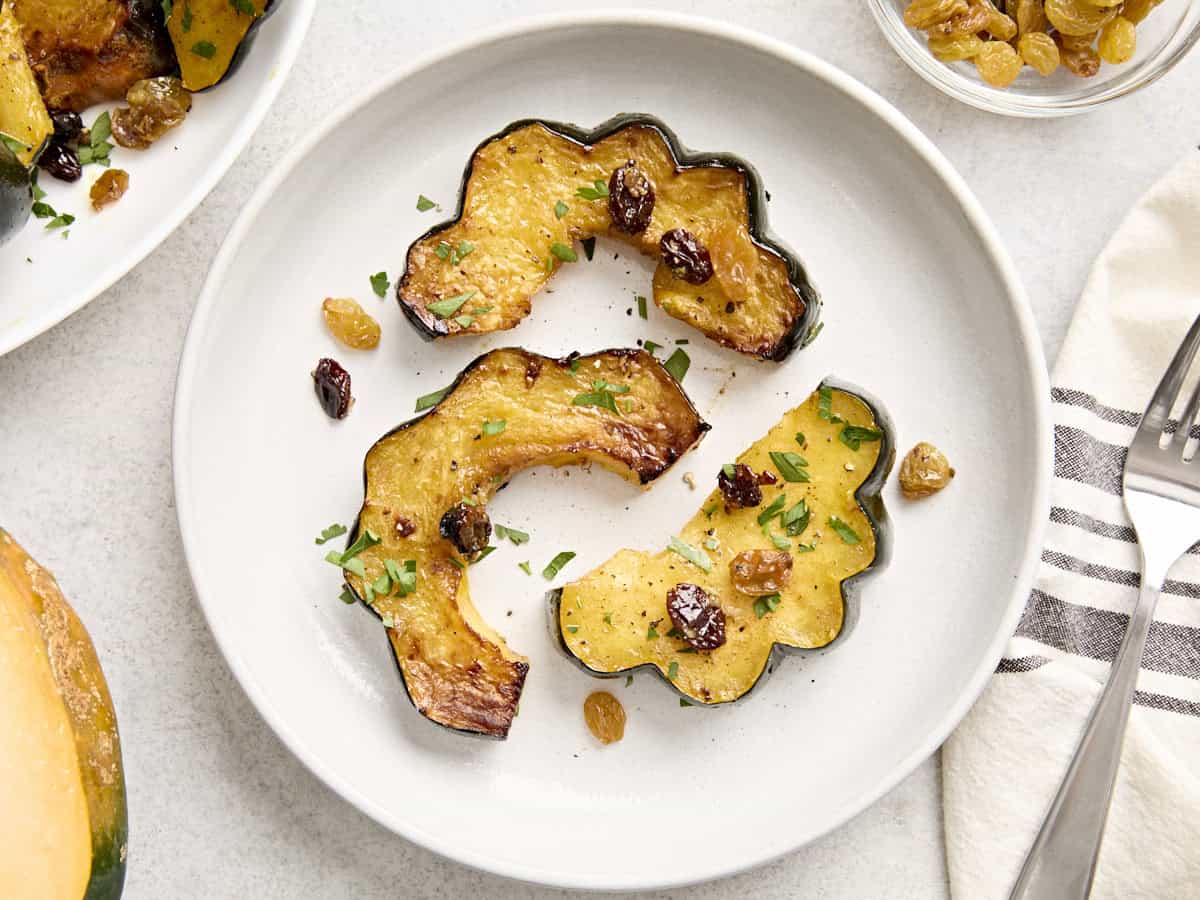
[828,516,862,545]
[414,384,450,412]
[667,536,712,572]
[575,179,609,201]
[818,385,844,424]
[370,271,389,298]
[636,295,648,319]
[191,40,217,59]
[542,551,576,580]
[754,593,782,618]
[494,524,530,545]
[482,419,506,436]
[550,242,577,263]
[663,348,690,383]
[769,451,811,483]
[839,424,883,451]
[427,290,477,318]
[667,661,679,680]
[416,194,437,212]
[756,494,788,526]
[554,200,569,219]
[314,523,347,545]
[518,560,532,575]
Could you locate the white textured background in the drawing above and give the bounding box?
[2,3,1198,898]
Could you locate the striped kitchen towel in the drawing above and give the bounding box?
[942,151,1200,900]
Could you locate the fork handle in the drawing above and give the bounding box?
[1008,580,1159,900]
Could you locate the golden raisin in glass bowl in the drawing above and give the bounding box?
[868,0,1200,116]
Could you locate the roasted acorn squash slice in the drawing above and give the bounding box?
[0,530,128,900]
[398,114,821,361]
[166,0,279,92]
[552,380,892,705]
[344,348,709,738]
[0,0,52,167]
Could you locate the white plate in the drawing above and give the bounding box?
[0,0,315,358]
[174,12,1050,891]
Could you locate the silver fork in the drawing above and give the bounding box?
[1010,314,1200,900]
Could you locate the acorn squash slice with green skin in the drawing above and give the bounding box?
[342,347,709,738]
[398,114,821,361]
[0,530,128,900]
[551,380,893,706]
[166,0,282,92]
[0,0,53,167]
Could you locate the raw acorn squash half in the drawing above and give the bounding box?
[0,529,128,900]
[398,113,822,361]
[165,0,283,91]
[550,379,894,706]
[341,347,709,739]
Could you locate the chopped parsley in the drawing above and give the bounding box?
[756,493,788,526]
[839,424,883,451]
[414,384,450,412]
[451,240,473,265]
[542,551,576,580]
[626,675,634,687]
[416,194,437,212]
[575,179,608,201]
[566,624,579,634]
[339,587,356,605]
[800,321,824,349]
[550,242,577,263]
[474,546,496,564]
[781,499,810,536]
[434,241,451,260]
[722,463,737,478]
[494,524,530,545]
[795,432,806,447]
[0,133,27,156]
[229,0,258,15]
[569,356,581,373]
[385,559,417,595]
[191,40,217,59]
[182,0,193,31]
[427,290,477,318]
[817,385,844,424]
[703,536,720,551]
[581,237,596,261]
[828,516,861,545]
[482,419,506,436]
[680,698,693,707]
[667,661,679,680]
[636,295,648,319]
[663,348,690,383]
[314,523,347,545]
[447,557,465,570]
[764,529,790,550]
[370,271,389,298]
[554,200,569,219]
[668,536,712,572]
[647,624,660,639]
[642,340,662,355]
[704,504,717,519]
[603,612,613,626]
[338,528,380,563]
[769,451,810,483]
[572,380,630,415]
[754,593,782,618]
[518,560,532,575]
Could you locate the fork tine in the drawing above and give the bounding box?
[1139,313,1200,437]
[1174,372,1200,451]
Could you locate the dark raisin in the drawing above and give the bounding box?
[666,583,726,650]
[607,160,655,234]
[718,464,762,509]
[660,228,714,285]
[312,358,353,419]
[756,470,778,485]
[38,142,81,183]
[439,502,491,557]
[395,516,416,538]
[49,110,83,142]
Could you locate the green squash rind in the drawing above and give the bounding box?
[547,375,894,706]
[397,112,823,362]
[0,141,30,248]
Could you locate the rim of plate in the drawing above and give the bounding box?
[0,0,317,359]
[173,10,1052,891]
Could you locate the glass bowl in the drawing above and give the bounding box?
[868,0,1200,116]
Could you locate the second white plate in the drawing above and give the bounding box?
[174,12,1050,891]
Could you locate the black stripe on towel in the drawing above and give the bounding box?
[1052,386,1200,436]
[1054,426,1125,496]
[1041,549,1200,599]
[1049,506,1138,543]
[997,655,1200,716]
[1016,590,1200,680]
[997,655,1051,673]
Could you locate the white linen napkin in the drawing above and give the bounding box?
[942,150,1200,900]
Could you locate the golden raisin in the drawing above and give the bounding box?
[1057,32,1101,77]
[1123,0,1160,25]
[927,3,991,36]
[1010,0,1047,36]
[904,0,970,29]
[111,77,192,150]
[1044,0,1119,36]
[90,169,129,211]
[899,442,955,499]
[322,297,381,350]
[1019,31,1061,75]
[974,40,1023,87]
[709,223,759,301]
[1098,17,1137,64]
[583,691,626,744]
[729,550,793,597]
[980,2,1018,40]
[929,32,985,61]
